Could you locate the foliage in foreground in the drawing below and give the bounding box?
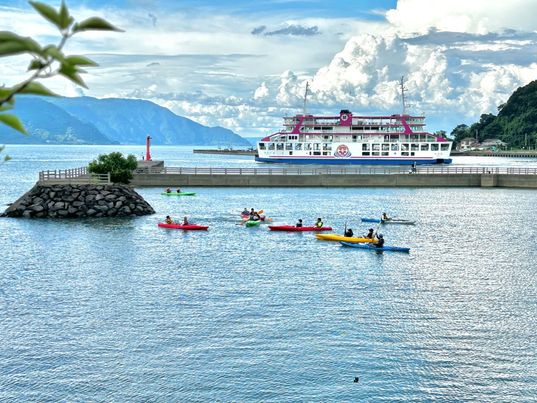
[0,0,122,161]
[89,152,138,184]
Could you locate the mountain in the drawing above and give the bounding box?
[0,97,114,145]
[48,96,250,146]
[0,96,250,146]
[451,80,537,147]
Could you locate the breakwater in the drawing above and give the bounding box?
[3,183,155,218]
[193,149,256,156]
[130,166,537,188]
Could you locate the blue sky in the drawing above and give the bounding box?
[2,0,537,136]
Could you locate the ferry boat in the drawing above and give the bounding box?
[256,79,453,165]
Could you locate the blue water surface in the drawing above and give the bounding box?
[1,145,536,401]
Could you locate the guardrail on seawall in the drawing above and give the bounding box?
[38,167,111,184]
[134,166,537,176]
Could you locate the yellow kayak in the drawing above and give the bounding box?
[315,233,376,243]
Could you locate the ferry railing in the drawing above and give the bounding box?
[133,166,537,176]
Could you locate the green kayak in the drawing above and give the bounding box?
[244,220,261,227]
[161,192,196,196]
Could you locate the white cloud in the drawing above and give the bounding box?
[253,82,269,100]
[386,0,537,35]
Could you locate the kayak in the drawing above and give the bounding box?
[244,220,262,227]
[242,214,265,221]
[315,233,375,243]
[158,223,208,230]
[269,225,333,232]
[340,241,410,253]
[361,217,415,225]
[161,192,196,196]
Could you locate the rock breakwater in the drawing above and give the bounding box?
[3,184,155,218]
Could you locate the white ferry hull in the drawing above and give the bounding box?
[255,156,452,165]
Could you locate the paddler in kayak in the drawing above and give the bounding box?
[344,228,354,237]
[241,208,249,216]
[165,188,172,193]
[165,215,173,224]
[315,218,323,228]
[373,234,385,248]
[252,212,261,221]
[176,188,181,193]
[365,228,375,239]
[296,219,303,227]
[381,212,391,221]
[182,216,189,225]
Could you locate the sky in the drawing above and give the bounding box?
[2,0,537,137]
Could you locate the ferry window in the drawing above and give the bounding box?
[352,135,357,142]
[289,151,293,156]
[313,143,321,150]
[295,143,302,151]
[277,143,284,150]
[372,151,380,156]
[372,144,380,151]
[431,144,439,151]
[268,143,275,150]
[411,152,415,156]
[401,151,409,156]
[362,144,370,151]
[382,144,389,151]
[305,143,312,150]
[313,151,321,156]
[259,143,266,150]
[371,126,379,131]
[420,144,429,151]
[362,152,370,156]
[281,136,287,142]
[314,126,322,130]
[323,151,329,156]
[323,143,331,150]
[286,143,293,150]
[382,151,389,156]
[384,136,390,142]
[411,144,419,151]
[391,144,399,151]
[441,144,450,151]
[401,143,409,151]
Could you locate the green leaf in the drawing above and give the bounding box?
[59,63,88,88]
[0,34,42,56]
[64,55,98,67]
[19,82,58,97]
[73,17,123,33]
[44,45,64,61]
[0,113,27,134]
[28,59,45,70]
[29,1,62,30]
[59,1,73,30]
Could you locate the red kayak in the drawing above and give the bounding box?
[268,225,333,232]
[158,223,208,230]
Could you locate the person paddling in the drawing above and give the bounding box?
[315,218,323,228]
[296,219,303,227]
[176,188,182,193]
[345,228,354,237]
[165,188,172,193]
[381,212,390,221]
[182,216,189,225]
[242,208,249,216]
[373,234,385,248]
[165,215,173,224]
[365,228,375,239]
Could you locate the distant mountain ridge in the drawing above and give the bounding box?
[0,96,250,146]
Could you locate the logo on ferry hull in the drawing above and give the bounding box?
[334,144,351,158]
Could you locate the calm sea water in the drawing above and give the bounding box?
[1,145,537,401]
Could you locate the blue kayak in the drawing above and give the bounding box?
[340,242,410,253]
[361,217,415,225]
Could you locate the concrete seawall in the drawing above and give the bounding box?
[131,173,537,188]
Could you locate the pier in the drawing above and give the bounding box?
[193,149,256,156]
[36,166,537,188]
[129,166,537,188]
